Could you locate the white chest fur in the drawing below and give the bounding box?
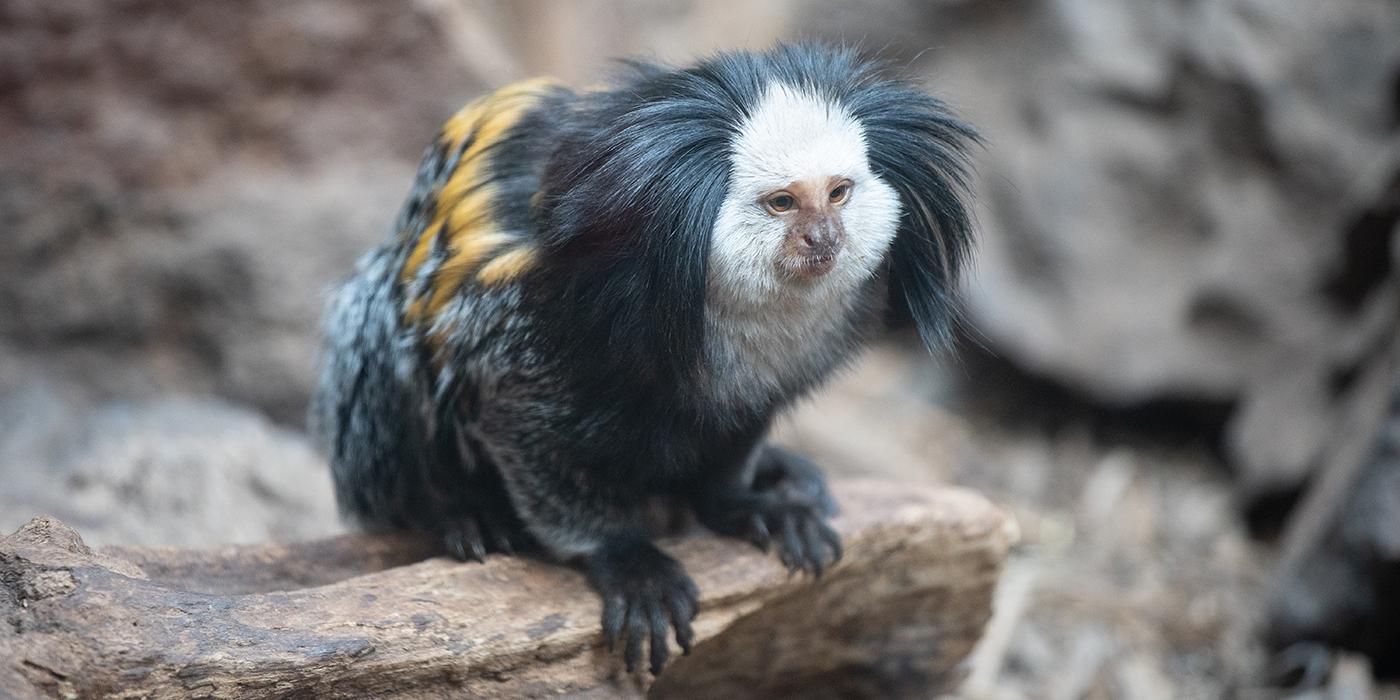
[701,282,858,409]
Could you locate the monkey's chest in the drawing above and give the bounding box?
[700,295,857,411]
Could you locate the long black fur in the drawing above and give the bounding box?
[311,43,977,675]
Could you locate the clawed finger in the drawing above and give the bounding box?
[646,600,670,675]
[601,595,626,651]
[761,507,844,578]
[663,585,697,655]
[780,512,804,575]
[612,593,695,675]
[445,519,487,563]
[748,513,772,551]
[623,602,646,673]
[802,516,828,577]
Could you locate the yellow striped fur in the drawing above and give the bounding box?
[401,78,556,325]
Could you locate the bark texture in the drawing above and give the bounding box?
[0,479,1015,699]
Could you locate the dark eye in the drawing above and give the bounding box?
[765,193,796,214]
[829,181,853,205]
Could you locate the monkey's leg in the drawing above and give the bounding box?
[495,464,698,675]
[694,444,843,577]
[424,427,535,563]
[585,533,699,675]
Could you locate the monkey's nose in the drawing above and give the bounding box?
[800,227,844,258]
[787,228,843,278]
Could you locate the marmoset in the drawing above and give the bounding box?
[311,43,976,675]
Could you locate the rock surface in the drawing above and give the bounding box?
[0,385,341,547]
[0,0,472,423]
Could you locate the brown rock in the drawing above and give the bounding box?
[0,480,1015,699]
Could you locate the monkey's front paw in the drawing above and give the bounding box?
[703,495,843,578]
[586,538,699,675]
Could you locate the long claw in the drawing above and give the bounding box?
[445,520,486,563]
[445,534,467,562]
[750,513,771,551]
[675,617,696,655]
[647,600,670,675]
[803,517,827,577]
[601,595,625,652]
[623,602,646,673]
[466,520,488,562]
[468,536,487,563]
[664,589,696,655]
[781,512,804,574]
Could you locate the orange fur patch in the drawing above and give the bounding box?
[476,246,538,285]
[401,78,556,325]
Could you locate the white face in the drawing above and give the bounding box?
[709,83,902,307]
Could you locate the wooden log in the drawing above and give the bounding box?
[0,479,1016,699]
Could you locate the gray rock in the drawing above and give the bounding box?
[0,0,479,424]
[801,0,1400,494]
[0,385,341,547]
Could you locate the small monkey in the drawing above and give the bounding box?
[312,43,977,674]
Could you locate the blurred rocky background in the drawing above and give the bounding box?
[2,0,1397,697]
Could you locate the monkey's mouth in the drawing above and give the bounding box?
[778,252,839,279]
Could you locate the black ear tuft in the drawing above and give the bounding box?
[534,64,742,375]
[848,74,980,353]
[532,45,978,374]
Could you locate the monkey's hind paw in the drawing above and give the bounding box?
[586,538,699,675]
[442,513,521,563]
[702,495,843,578]
[756,501,843,578]
[754,446,839,518]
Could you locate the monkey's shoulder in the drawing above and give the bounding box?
[386,80,573,342]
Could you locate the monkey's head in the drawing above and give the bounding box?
[540,44,977,368]
[710,82,902,305]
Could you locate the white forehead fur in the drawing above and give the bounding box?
[709,83,901,306]
[702,83,902,406]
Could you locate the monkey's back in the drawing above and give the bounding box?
[310,80,573,536]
